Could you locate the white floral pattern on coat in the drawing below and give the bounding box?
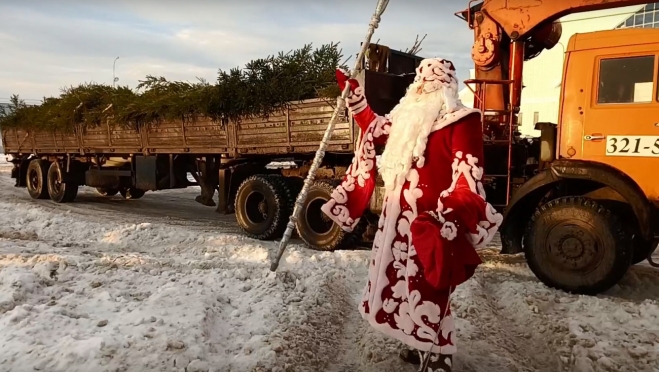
[434,151,503,249]
[360,166,457,354]
[320,114,390,232]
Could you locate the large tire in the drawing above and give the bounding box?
[120,188,145,200]
[234,174,293,240]
[296,180,363,251]
[47,161,78,203]
[26,159,50,200]
[524,197,632,295]
[597,199,651,265]
[96,187,119,197]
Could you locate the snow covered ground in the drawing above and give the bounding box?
[0,161,658,372]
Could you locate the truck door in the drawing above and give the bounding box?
[582,53,659,204]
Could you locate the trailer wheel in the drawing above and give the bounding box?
[47,161,78,203]
[296,180,362,251]
[234,174,292,240]
[120,188,145,200]
[524,196,632,295]
[26,159,50,200]
[96,187,119,197]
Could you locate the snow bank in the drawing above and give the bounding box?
[0,253,364,372]
[0,199,369,372]
[1,185,658,372]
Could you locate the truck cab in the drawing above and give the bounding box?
[559,28,659,206]
[502,28,659,295]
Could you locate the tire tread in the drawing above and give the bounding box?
[26,159,50,200]
[524,196,632,295]
[47,161,78,203]
[235,174,292,240]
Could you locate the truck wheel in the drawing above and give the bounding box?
[26,159,50,199]
[120,188,145,200]
[296,180,362,251]
[47,161,78,203]
[96,187,119,197]
[524,197,632,295]
[234,174,292,240]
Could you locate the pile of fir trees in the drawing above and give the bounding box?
[0,43,347,132]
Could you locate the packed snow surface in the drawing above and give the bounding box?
[0,162,658,372]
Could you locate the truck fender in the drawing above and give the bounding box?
[500,159,654,254]
[550,159,653,240]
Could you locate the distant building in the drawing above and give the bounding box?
[460,4,651,137]
[616,3,659,28]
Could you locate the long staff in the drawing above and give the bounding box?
[270,0,390,272]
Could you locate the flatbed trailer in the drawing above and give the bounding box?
[2,46,432,251]
[2,98,357,157]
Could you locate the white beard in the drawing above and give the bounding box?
[379,83,446,190]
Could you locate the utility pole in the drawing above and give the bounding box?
[113,56,120,87]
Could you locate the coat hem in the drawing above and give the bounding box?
[358,305,457,355]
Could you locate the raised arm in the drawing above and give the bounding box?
[336,69,390,145]
[319,69,394,232]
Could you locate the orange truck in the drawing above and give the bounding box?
[458,0,659,295]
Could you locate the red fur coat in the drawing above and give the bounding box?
[321,80,503,354]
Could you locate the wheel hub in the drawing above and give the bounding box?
[245,191,269,225]
[258,200,268,219]
[546,224,599,271]
[560,237,584,258]
[53,173,62,192]
[29,170,38,189]
[305,197,333,235]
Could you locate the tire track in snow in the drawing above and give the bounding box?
[0,168,234,232]
[453,267,565,372]
[324,283,415,372]
[323,252,566,372]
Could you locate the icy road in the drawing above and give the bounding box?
[0,158,658,372]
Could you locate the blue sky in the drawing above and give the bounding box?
[0,0,474,104]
